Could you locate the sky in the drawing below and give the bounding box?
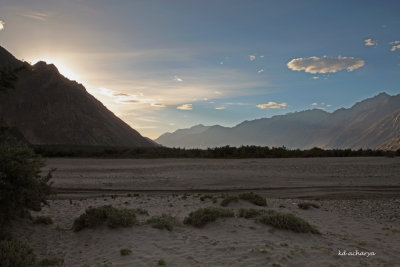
[0,0,400,139]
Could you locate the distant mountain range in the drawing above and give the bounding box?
[0,46,156,147]
[156,93,400,150]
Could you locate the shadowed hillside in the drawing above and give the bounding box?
[0,46,156,147]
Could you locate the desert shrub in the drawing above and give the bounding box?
[38,257,64,266]
[297,202,320,210]
[134,208,149,215]
[220,195,239,207]
[200,194,213,201]
[158,258,166,265]
[238,192,267,206]
[258,210,320,234]
[238,208,266,219]
[0,238,36,267]
[120,248,132,256]
[147,216,173,231]
[72,205,137,231]
[183,207,234,227]
[0,145,54,227]
[33,216,53,225]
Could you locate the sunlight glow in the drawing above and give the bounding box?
[31,57,82,83]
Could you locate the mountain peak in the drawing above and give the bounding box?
[33,61,60,74]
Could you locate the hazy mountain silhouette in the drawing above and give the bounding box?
[0,46,156,147]
[156,93,400,150]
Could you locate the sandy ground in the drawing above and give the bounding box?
[11,157,400,266]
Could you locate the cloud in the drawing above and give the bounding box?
[0,20,4,31]
[312,76,319,80]
[97,87,164,107]
[151,103,166,108]
[135,117,159,123]
[118,99,141,104]
[310,102,332,108]
[176,104,192,110]
[19,11,49,21]
[113,93,130,97]
[390,41,400,51]
[257,68,264,74]
[225,102,248,106]
[215,107,226,110]
[260,55,264,58]
[256,102,287,109]
[364,38,375,46]
[287,56,365,74]
[249,55,256,61]
[173,75,183,82]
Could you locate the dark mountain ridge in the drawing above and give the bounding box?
[0,46,156,147]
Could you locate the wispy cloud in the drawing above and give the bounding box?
[0,20,4,31]
[151,103,166,108]
[364,38,376,46]
[257,68,264,74]
[135,117,159,123]
[256,102,287,109]
[390,41,400,52]
[96,87,163,107]
[310,102,332,108]
[177,104,192,110]
[225,102,248,106]
[249,55,256,61]
[19,11,50,21]
[287,56,365,74]
[173,75,183,82]
[215,106,226,110]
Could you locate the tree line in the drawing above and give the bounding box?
[32,144,399,158]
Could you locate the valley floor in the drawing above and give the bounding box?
[12,157,400,266]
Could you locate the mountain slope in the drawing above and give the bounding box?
[156,93,400,149]
[320,93,400,149]
[0,46,156,147]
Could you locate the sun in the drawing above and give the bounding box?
[31,57,81,83]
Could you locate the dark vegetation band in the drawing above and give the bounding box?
[32,144,399,158]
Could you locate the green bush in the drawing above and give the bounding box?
[147,216,173,231]
[258,210,320,234]
[184,207,234,227]
[239,192,267,206]
[38,257,64,266]
[33,216,53,225]
[72,205,137,231]
[0,238,36,267]
[120,248,132,256]
[199,194,213,201]
[297,202,320,210]
[134,208,149,215]
[220,195,239,207]
[158,258,166,265]
[238,208,266,219]
[0,145,53,227]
